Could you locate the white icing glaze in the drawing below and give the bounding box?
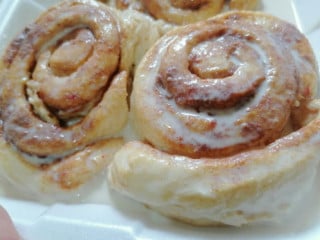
[0,0,172,201]
[132,23,298,154]
[37,24,88,59]
[108,10,320,227]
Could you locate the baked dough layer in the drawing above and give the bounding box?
[0,0,171,201]
[107,11,320,226]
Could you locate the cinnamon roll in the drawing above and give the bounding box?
[108,11,320,226]
[0,0,169,201]
[105,0,259,24]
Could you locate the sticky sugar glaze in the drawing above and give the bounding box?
[0,0,173,199]
[0,1,128,167]
[131,11,318,158]
[108,11,320,226]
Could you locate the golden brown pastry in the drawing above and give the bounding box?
[105,0,259,24]
[0,0,170,202]
[107,11,320,226]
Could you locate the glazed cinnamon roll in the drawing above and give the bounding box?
[108,11,320,226]
[0,0,169,201]
[106,0,259,24]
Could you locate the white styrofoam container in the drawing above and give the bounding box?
[1,0,320,239]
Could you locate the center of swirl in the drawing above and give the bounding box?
[161,34,266,109]
[189,39,237,79]
[26,18,120,126]
[49,29,94,76]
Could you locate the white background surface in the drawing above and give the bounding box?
[0,0,320,239]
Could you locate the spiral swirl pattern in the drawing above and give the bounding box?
[108,11,320,226]
[0,0,129,196]
[0,0,173,201]
[1,0,128,158]
[131,11,318,158]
